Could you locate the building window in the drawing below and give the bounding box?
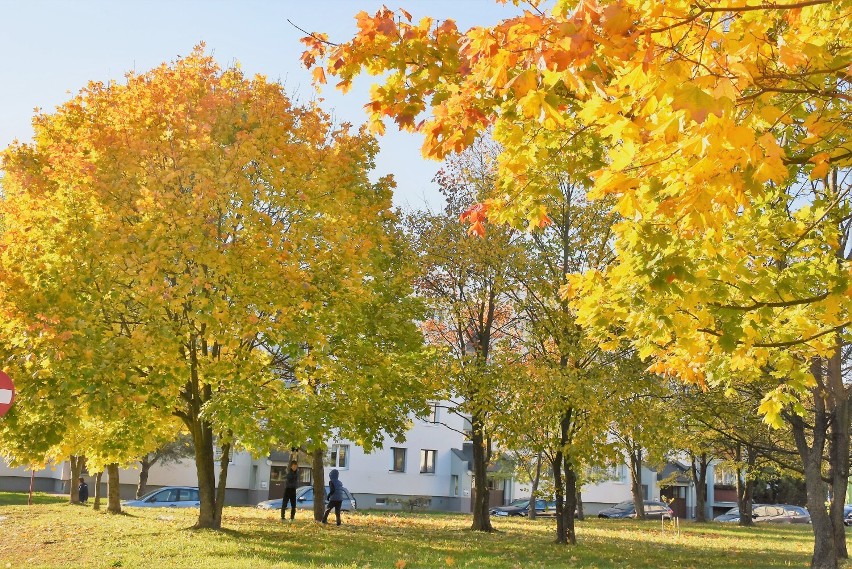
[428,403,439,424]
[270,465,287,482]
[451,475,459,497]
[391,447,406,472]
[420,449,436,474]
[328,444,349,469]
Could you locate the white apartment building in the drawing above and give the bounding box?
[0,402,516,512]
[1,406,703,516]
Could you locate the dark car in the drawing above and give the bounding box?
[714,504,810,523]
[490,498,557,517]
[598,500,674,520]
[844,505,852,526]
[782,505,811,524]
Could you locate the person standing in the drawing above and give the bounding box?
[322,469,345,526]
[78,477,89,504]
[281,461,300,521]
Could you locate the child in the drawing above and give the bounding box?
[322,469,345,525]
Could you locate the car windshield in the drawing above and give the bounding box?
[612,502,634,511]
[135,488,168,501]
[509,499,530,508]
[725,508,740,515]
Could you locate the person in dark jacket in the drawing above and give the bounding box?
[322,469,345,525]
[281,461,300,521]
[78,477,89,504]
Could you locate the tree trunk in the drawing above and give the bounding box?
[575,490,584,521]
[106,463,121,514]
[736,475,754,527]
[93,471,103,511]
[827,346,849,559]
[828,171,851,560]
[528,451,542,520]
[552,451,565,543]
[554,410,577,544]
[562,459,578,545]
[312,447,325,522]
[188,412,217,528]
[736,444,757,527]
[629,447,645,519]
[792,408,837,569]
[182,338,220,529]
[69,455,85,504]
[469,416,493,532]
[137,455,152,499]
[213,441,230,528]
[691,452,709,522]
[788,359,837,569]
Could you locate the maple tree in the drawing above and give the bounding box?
[408,138,527,531]
[273,219,431,522]
[604,362,676,521]
[490,172,625,542]
[306,3,850,565]
[0,46,419,529]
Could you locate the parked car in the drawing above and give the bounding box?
[490,498,558,517]
[714,504,810,523]
[713,506,742,522]
[782,505,811,524]
[844,505,852,526]
[256,485,357,511]
[597,500,674,520]
[122,486,200,508]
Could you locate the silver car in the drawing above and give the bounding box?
[256,485,357,511]
[122,486,200,508]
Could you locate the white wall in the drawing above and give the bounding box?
[332,403,468,497]
[582,464,659,505]
[111,450,257,489]
[0,460,63,480]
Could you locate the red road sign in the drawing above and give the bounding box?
[0,370,15,418]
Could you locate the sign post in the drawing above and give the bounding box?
[0,370,15,418]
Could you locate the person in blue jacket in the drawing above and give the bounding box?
[322,469,345,525]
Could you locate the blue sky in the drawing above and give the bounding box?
[0,0,523,210]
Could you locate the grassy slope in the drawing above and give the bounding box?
[0,493,829,569]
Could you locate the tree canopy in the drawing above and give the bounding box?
[0,46,425,529]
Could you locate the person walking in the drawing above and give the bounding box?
[281,461,300,521]
[322,469,345,526]
[78,477,89,504]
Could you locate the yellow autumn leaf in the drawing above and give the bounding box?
[508,69,538,98]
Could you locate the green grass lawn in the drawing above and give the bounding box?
[0,491,67,506]
[0,492,833,568]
